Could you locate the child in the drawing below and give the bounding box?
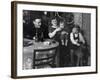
[59,20,68,46]
[70,25,85,49]
[70,25,85,66]
[59,20,70,67]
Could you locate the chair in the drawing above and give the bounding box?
[33,47,58,69]
[70,44,89,66]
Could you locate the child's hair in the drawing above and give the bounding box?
[51,16,57,20]
[49,16,58,26]
[59,19,65,29]
[72,24,80,32]
[59,19,65,24]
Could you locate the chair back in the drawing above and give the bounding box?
[33,47,58,69]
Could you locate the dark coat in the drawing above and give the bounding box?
[23,23,49,40]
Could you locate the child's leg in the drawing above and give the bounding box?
[65,39,68,46]
[65,34,68,46]
[75,47,83,66]
[70,49,74,66]
[61,39,64,45]
[60,34,65,45]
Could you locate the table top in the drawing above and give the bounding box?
[23,38,59,51]
[23,38,59,69]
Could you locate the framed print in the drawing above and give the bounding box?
[11,1,98,78]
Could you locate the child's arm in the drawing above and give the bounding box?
[61,31,68,35]
[79,33,85,44]
[49,28,61,38]
[70,33,80,46]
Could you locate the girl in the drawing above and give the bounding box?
[48,17,61,42]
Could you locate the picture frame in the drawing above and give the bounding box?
[11,1,98,78]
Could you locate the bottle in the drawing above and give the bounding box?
[41,32,44,42]
[35,28,38,42]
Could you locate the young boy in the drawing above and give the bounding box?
[70,25,85,49]
[59,20,68,46]
[58,20,70,67]
[70,25,85,66]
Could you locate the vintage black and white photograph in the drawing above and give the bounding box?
[23,10,91,69]
[11,1,97,78]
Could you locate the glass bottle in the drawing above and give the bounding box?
[35,28,38,42]
[41,32,44,42]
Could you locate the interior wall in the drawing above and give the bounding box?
[74,13,82,28]
[82,13,91,46]
[74,13,90,46]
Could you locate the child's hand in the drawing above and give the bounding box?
[61,31,67,35]
[56,28,61,32]
[76,43,80,46]
[75,39,78,42]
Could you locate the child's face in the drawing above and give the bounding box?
[51,19,57,26]
[72,28,79,33]
[60,22,64,29]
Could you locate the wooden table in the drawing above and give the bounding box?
[23,38,59,69]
